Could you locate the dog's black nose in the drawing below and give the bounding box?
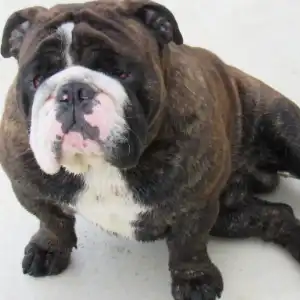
[57,82,95,103]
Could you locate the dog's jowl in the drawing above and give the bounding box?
[1,1,300,299]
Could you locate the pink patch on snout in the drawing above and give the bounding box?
[62,132,100,154]
[84,93,123,141]
[46,95,55,102]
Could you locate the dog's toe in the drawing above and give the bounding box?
[22,242,71,277]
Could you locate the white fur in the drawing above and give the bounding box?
[57,22,74,66]
[30,99,60,174]
[29,22,129,175]
[73,158,148,239]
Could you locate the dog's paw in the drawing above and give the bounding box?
[171,269,223,300]
[22,242,71,277]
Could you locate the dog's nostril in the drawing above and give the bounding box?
[73,83,95,103]
[61,90,69,102]
[57,82,95,103]
[57,87,70,103]
[78,87,94,101]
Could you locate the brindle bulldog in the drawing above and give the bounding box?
[1,1,300,299]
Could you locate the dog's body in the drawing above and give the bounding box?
[1,1,300,299]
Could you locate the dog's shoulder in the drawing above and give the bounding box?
[0,78,30,173]
[165,44,241,138]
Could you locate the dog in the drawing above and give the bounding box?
[1,1,300,299]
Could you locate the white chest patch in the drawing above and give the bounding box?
[73,159,148,239]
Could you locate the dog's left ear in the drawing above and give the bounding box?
[132,1,183,45]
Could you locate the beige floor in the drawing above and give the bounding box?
[1,1,300,299]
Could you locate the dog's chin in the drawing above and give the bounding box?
[30,129,107,175]
[60,152,103,175]
[36,146,108,175]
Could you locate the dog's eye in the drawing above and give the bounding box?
[112,68,131,80]
[118,71,131,80]
[32,75,43,89]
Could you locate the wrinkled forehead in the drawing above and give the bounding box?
[19,4,152,65]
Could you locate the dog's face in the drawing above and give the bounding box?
[1,0,183,175]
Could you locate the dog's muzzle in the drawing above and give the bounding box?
[29,66,130,174]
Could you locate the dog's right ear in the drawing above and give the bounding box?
[1,6,46,59]
[130,1,183,46]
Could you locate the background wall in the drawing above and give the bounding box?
[1,1,300,299]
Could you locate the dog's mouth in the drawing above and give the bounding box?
[58,138,103,174]
[54,128,103,159]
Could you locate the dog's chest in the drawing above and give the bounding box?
[74,162,147,239]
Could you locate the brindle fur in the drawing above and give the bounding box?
[1,1,300,300]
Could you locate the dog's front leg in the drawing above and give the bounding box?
[12,184,77,277]
[167,200,223,300]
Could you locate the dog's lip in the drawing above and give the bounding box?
[56,131,104,157]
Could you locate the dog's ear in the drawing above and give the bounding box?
[1,6,46,59]
[132,1,183,45]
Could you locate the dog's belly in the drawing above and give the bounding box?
[73,160,147,239]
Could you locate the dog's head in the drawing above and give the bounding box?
[1,0,183,175]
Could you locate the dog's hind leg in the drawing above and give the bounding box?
[259,96,300,178]
[211,196,300,262]
[213,95,300,261]
[229,65,300,178]
[214,67,300,261]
